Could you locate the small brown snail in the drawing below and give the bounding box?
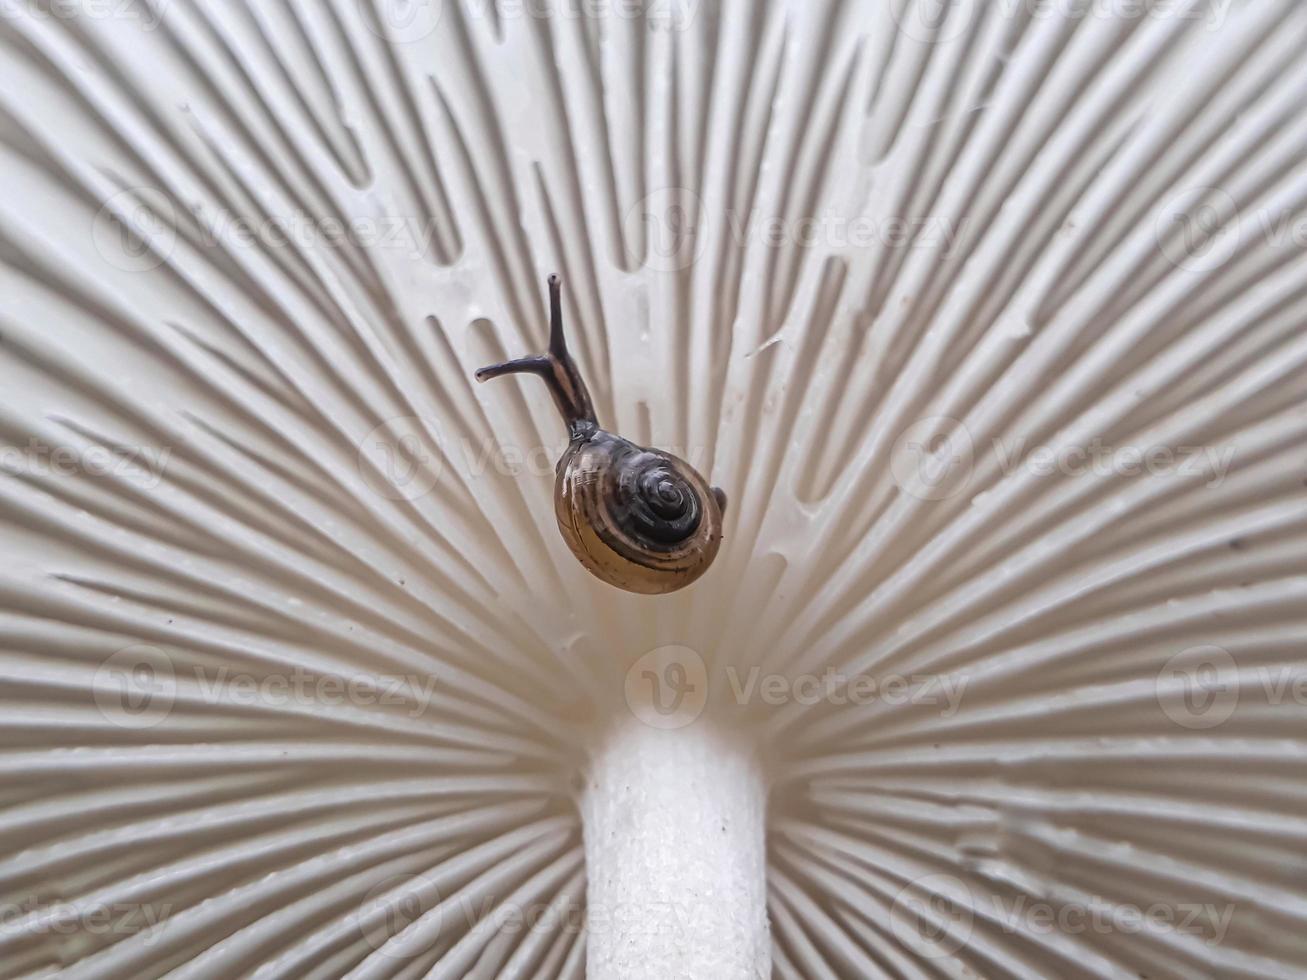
[476,274,726,595]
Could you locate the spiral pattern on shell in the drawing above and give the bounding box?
[555,431,723,594]
[613,455,703,546]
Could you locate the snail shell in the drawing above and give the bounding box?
[556,431,723,595]
[475,274,726,595]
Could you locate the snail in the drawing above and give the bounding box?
[475,274,726,595]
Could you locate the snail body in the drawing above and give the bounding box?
[476,275,725,595]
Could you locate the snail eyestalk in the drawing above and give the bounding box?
[475,274,598,435]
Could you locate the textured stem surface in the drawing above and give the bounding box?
[581,721,769,979]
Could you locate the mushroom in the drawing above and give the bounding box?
[1,1,1306,978]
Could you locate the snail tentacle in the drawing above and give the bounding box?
[475,273,597,436]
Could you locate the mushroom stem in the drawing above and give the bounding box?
[581,721,769,979]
